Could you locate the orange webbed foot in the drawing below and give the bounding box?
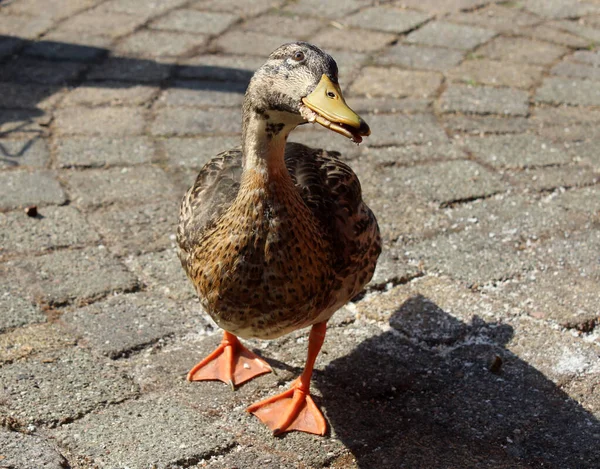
[247,377,327,436]
[187,332,272,388]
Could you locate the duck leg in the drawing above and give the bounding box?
[187,331,272,389]
[247,322,328,436]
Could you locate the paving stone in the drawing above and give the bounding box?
[125,250,196,300]
[390,159,507,204]
[522,24,592,48]
[158,80,246,108]
[506,164,598,192]
[439,85,530,116]
[0,205,100,256]
[535,77,600,106]
[567,138,600,170]
[54,106,146,136]
[344,7,430,33]
[0,111,52,139]
[87,57,174,82]
[2,0,98,20]
[214,31,295,57]
[358,141,467,167]
[448,4,540,34]
[550,19,600,43]
[360,113,448,146]
[0,14,54,38]
[66,166,179,207]
[99,0,188,16]
[53,394,235,468]
[0,170,66,210]
[288,126,363,160]
[55,136,156,168]
[532,105,600,127]
[551,60,600,80]
[376,43,464,71]
[346,96,432,114]
[0,137,49,169]
[191,0,284,17]
[350,66,442,99]
[151,107,241,136]
[312,26,396,53]
[523,0,600,19]
[534,229,600,279]
[0,57,87,85]
[0,348,138,426]
[572,49,600,66]
[284,0,369,19]
[443,115,532,135]
[159,136,239,169]
[55,9,146,38]
[87,200,179,257]
[476,36,569,65]
[12,246,139,307]
[0,83,61,110]
[0,322,77,365]
[406,21,496,50]
[23,33,111,62]
[0,428,68,469]
[150,9,238,35]
[0,265,46,332]
[60,82,158,107]
[62,293,205,358]
[0,36,24,61]
[242,13,324,39]
[177,54,262,82]
[325,49,368,82]
[116,30,208,58]
[447,59,544,89]
[395,0,497,14]
[462,134,572,168]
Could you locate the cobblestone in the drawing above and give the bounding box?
[1,1,600,467]
[439,84,530,116]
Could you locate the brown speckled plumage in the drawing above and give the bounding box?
[177,42,381,340]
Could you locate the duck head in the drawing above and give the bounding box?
[244,42,370,144]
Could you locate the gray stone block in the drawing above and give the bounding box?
[0,428,68,469]
[13,246,139,306]
[0,170,66,210]
[53,394,235,468]
[125,249,196,300]
[0,138,50,169]
[0,14,54,38]
[23,32,111,62]
[0,264,46,332]
[377,43,464,71]
[406,21,496,50]
[54,106,146,136]
[214,31,296,57]
[462,134,572,168]
[0,322,77,365]
[551,61,600,81]
[477,36,568,65]
[87,200,179,257]
[535,77,600,106]
[439,85,529,116]
[150,9,238,35]
[313,26,396,53]
[55,9,146,37]
[444,115,531,135]
[507,165,598,192]
[66,166,179,207]
[0,348,138,425]
[572,49,600,67]
[0,82,62,109]
[87,57,174,82]
[177,54,263,82]
[0,205,100,256]
[55,136,156,168]
[522,24,591,48]
[116,30,208,58]
[158,80,246,108]
[193,0,284,16]
[151,108,241,136]
[0,56,85,84]
[60,82,158,107]
[62,292,206,358]
[284,0,369,19]
[344,7,430,33]
[447,59,543,89]
[448,4,539,34]
[160,136,240,169]
[350,67,442,98]
[362,114,448,146]
[242,14,324,39]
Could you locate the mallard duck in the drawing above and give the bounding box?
[177,42,381,436]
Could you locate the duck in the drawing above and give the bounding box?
[177,41,381,436]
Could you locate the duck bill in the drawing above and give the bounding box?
[301,74,370,144]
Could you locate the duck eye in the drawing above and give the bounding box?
[293,51,305,62]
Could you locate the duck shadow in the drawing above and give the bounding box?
[0,34,252,161]
[316,294,600,468]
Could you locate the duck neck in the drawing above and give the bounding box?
[241,108,301,181]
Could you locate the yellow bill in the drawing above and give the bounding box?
[302,74,370,144]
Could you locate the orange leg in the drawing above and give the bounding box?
[187,331,272,389]
[247,322,328,436]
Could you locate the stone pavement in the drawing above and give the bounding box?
[1,0,599,467]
